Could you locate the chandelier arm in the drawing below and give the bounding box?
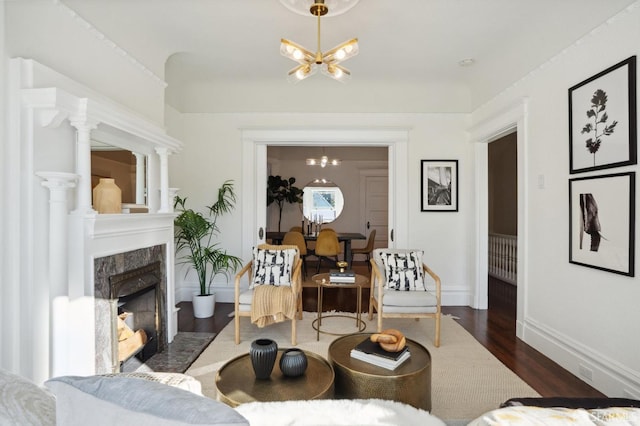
[322,38,359,64]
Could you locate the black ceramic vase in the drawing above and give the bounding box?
[249,339,278,379]
[279,348,308,377]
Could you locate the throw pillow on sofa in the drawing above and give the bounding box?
[45,375,248,426]
[0,368,55,426]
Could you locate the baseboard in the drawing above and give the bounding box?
[441,286,474,306]
[176,286,236,303]
[521,317,640,398]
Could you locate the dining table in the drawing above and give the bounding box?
[265,231,366,268]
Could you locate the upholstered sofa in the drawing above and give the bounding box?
[0,368,445,426]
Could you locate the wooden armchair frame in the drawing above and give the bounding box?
[234,244,303,345]
[369,257,442,347]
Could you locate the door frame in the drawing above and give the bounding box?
[241,128,409,260]
[468,98,529,338]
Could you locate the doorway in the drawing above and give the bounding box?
[241,128,409,260]
[470,98,527,338]
[487,131,517,316]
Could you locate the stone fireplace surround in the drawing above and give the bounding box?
[94,246,166,374]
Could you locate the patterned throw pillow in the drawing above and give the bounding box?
[379,251,426,291]
[250,247,297,288]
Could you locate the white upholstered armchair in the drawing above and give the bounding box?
[369,248,441,347]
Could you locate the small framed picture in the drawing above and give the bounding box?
[569,56,637,174]
[421,160,458,212]
[569,171,635,276]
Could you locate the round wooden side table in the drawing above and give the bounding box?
[328,333,432,411]
[215,349,334,407]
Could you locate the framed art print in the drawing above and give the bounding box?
[569,171,635,276]
[569,56,637,174]
[421,159,458,212]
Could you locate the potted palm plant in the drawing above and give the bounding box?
[174,180,243,318]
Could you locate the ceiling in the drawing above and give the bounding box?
[53,0,638,112]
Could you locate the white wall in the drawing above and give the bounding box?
[166,112,474,306]
[471,6,640,397]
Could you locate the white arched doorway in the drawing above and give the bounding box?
[240,128,409,259]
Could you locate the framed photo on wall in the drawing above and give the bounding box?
[421,160,458,212]
[569,171,635,276]
[569,56,637,174]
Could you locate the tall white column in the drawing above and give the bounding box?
[70,117,98,214]
[156,147,170,213]
[133,152,146,205]
[36,171,78,377]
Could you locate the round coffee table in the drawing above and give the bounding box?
[215,349,334,407]
[328,333,431,411]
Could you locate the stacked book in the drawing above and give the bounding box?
[329,269,356,283]
[350,337,411,370]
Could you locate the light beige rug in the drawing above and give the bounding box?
[186,312,540,421]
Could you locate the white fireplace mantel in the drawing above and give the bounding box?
[8,59,184,380]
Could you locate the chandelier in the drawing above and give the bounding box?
[306,149,341,167]
[280,0,359,83]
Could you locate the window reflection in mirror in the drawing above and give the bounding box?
[91,147,145,205]
[302,180,344,223]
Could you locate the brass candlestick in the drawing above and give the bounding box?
[337,261,348,273]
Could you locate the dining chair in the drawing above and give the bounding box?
[282,231,308,278]
[369,248,442,347]
[314,230,341,273]
[350,229,376,271]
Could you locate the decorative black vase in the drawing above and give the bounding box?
[279,348,308,377]
[249,339,278,379]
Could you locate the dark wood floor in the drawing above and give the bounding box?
[178,262,604,398]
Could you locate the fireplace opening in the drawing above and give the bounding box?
[109,261,163,371]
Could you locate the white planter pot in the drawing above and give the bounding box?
[192,293,215,318]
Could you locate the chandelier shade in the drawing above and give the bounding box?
[280,1,358,83]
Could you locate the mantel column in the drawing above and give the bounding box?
[36,171,78,378]
[70,116,99,214]
[156,147,170,213]
[133,152,146,205]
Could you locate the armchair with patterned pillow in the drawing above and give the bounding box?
[369,248,442,347]
[234,244,302,345]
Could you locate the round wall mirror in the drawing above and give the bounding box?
[302,180,344,223]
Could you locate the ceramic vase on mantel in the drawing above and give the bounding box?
[93,178,122,214]
[249,339,278,380]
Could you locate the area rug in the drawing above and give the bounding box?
[186,313,540,422]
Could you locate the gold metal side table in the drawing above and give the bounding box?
[311,273,367,341]
[215,349,334,407]
[328,333,432,411]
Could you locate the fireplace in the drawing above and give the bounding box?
[109,261,163,371]
[94,245,167,373]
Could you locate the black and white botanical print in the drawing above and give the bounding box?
[581,89,618,168]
